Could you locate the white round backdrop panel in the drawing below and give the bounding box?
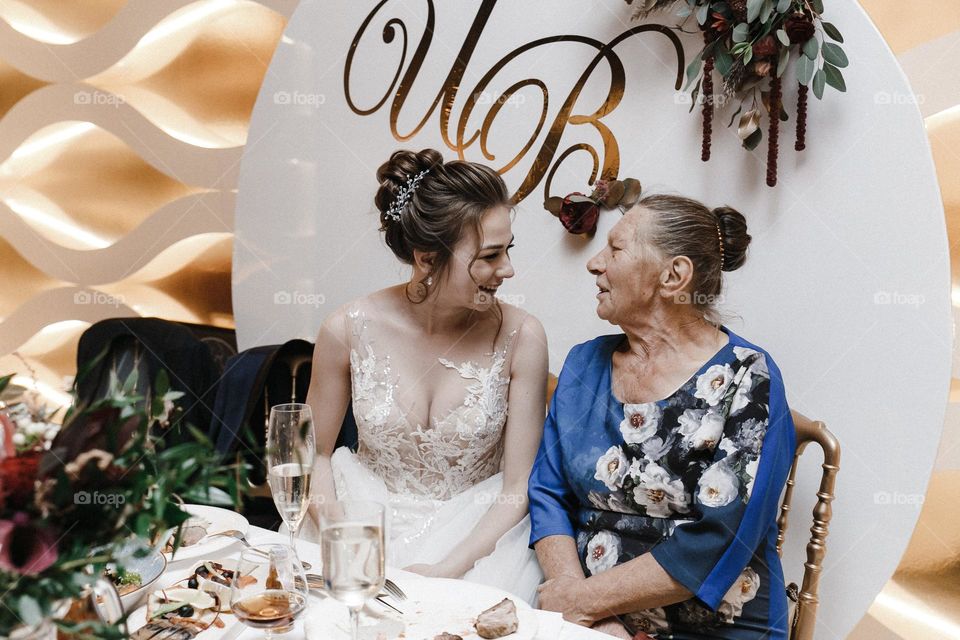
[234,2,950,636]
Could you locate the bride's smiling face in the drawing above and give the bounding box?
[440,205,515,310]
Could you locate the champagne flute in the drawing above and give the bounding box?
[267,403,316,554]
[230,544,308,638]
[320,501,386,640]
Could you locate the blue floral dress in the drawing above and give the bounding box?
[528,329,796,639]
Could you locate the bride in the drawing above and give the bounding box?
[299,148,547,603]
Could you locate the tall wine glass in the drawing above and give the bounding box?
[320,501,386,640]
[267,403,316,554]
[230,544,309,638]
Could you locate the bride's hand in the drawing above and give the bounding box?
[402,562,457,578]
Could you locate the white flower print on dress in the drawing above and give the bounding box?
[620,403,661,445]
[595,446,629,490]
[718,437,737,457]
[633,462,690,517]
[744,457,760,497]
[679,409,725,450]
[695,364,735,406]
[697,460,740,508]
[641,434,675,461]
[718,567,761,622]
[585,530,621,574]
[729,368,754,416]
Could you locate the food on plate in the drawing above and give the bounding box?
[474,598,519,639]
[163,516,211,552]
[131,620,201,639]
[433,634,464,640]
[106,566,142,596]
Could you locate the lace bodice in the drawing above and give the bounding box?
[347,309,515,500]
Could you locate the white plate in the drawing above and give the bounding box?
[305,577,538,640]
[163,504,249,564]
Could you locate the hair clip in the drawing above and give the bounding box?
[385,169,430,221]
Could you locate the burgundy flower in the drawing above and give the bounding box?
[0,512,57,575]
[710,11,731,34]
[785,13,815,44]
[558,193,600,236]
[753,35,778,58]
[0,450,41,511]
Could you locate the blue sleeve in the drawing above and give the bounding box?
[650,353,796,610]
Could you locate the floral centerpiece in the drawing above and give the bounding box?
[627,0,847,186]
[0,369,246,638]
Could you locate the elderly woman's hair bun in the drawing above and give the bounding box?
[712,206,751,272]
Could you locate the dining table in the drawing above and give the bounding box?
[131,523,612,640]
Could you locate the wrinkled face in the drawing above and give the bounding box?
[439,204,515,310]
[585,206,665,325]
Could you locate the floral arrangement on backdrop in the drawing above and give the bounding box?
[0,368,246,638]
[626,0,847,186]
[545,177,643,236]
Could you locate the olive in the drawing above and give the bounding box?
[196,566,209,577]
[177,605,194,617]
[187,577,198,589]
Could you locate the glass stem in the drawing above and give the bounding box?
[350,606,360,640]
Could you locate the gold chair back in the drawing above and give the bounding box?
[776,411,841,640]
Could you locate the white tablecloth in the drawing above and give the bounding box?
[149,525,608,640]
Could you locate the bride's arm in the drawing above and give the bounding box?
[304,308,353,526]
[426,314,548,577]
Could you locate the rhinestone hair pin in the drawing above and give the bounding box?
[385,169,430,221]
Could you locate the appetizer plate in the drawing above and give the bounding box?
[164,504,249,564]
[305,577,538,640]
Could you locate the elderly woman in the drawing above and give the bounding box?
[529,195,796,639]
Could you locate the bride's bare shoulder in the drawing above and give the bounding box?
[317,287,405,334]
[498,301,545,340]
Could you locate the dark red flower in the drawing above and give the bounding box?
[710,11,731,34]
[753,35,778,58]
[558,193,600,236]
[0,512,57,575]
[0,450,41,510]
[785,13,816,44]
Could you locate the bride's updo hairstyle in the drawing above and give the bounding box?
[638,194,751,322]
[375,148,511,300]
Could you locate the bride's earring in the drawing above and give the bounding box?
[426,276,433,287]
[406,277,429,302]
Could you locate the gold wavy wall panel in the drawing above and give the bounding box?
[0,0,292,400]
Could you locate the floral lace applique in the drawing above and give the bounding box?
[347,309,514,500]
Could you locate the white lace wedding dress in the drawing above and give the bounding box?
[299,308,543,604]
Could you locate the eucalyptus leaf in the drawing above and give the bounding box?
[18,596,42,626]
[696,2,709,25]
[743,45,753,64]
[744,128,763,150]
[803,36,820,60]
[738,109,761,140]
[812,0,824,14]
[716,48,734,76]
[822,21,844,43]
[759,0,774,24]
[796,55,815,85]
[733,23,750,43]
[822,42,848,68]
[685,55,704,90]
[777,0,791,11]
[823,63,846,91]
[677,5,692,17]
[747,0,764,22]
[813,68,826,99]
[777,46,790,77]
[776,29,790,46]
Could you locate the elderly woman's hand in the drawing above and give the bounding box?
[536,575,598,627]
[591,618,635,638]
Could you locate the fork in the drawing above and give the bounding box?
[302,575,403,614]
[210,529,314,570]
[305,573,407,601]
